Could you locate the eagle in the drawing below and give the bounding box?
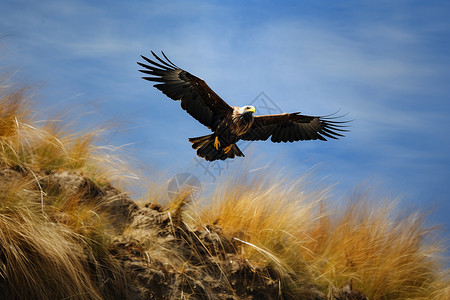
[138,51,349,161]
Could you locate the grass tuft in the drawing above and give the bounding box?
[196,168,449,299]
[0,74,128,299]
[0,182,104,300]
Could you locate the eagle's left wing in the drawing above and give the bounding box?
[138,51,233,130]
[240,113,349,142]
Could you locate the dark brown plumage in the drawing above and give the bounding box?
[138,51,349,161]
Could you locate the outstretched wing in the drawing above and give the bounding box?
[138,51,233,129]
[240,112,349,142]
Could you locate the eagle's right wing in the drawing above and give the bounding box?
[240,112,349,142]
[138,51,233,130]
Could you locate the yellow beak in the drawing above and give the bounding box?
[248,107,255,113]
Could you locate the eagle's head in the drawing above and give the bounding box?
[232,105,256,135]
[239,105,256,115]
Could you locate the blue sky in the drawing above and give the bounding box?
[1,0,449,241]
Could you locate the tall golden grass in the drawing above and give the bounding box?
[0,184,104,300]
[195,168,449,299]
[0,76,138,185]
[0,76,127,299]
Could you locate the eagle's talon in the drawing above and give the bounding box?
[214,136,221,150]
[223,144,233,153]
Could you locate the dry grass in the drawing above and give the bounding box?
[306,193,449,299]
[196,168,449,299]
[0,184,104,300]
[195,170,328,292]
[0,77,138,186]
[0,75,127,299]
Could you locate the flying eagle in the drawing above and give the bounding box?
[138,51,349,161]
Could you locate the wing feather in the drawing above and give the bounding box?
[292,124,301,141]
[288,125,294,142]
[159,51,180,68]
[138,51,233,129]
[150,50,179,69]
[241,112,349,142]
[140,55,172,70]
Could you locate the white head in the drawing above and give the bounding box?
[239,105,256,114]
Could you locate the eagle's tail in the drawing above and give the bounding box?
[188,135,244,161]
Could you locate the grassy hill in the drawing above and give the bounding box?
[0,75,448,299]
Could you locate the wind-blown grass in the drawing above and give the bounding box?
[0,76,128,299]
[196,169,449,299]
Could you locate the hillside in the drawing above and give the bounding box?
[0,78,449,299]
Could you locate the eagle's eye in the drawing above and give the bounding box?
[243,106,255,113]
